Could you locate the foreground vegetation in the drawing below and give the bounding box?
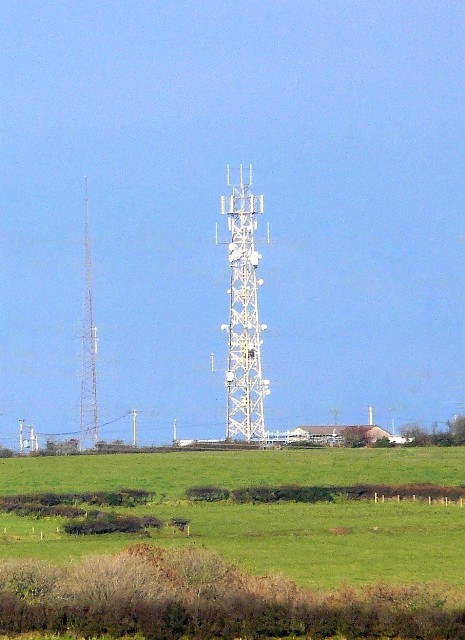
[0,545,464,640]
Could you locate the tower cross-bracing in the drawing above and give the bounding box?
[220,165,270,442]
[79,178,99,450]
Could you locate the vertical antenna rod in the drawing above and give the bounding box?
[131,409,138,448]
[220,164,270,442]
[80,177,99,449]
[19,419,24,454]
[368,405,373,426]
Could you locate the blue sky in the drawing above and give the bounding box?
[0,1,464,447]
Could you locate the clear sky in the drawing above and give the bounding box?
[0,1,464,447]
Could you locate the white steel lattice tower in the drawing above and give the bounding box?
[220,165,270,442]
[80,178,99,449]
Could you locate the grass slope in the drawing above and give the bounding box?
[1,447,465,497]
[1,448,465,588]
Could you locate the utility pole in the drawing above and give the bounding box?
[79,177,99,450]
[131,409,138,448]
[220,165,270,442]
[29,424,38,453]
[19,419,25,454]
[173,418,177,445]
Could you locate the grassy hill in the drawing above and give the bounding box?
[1,448,465,588]
[1,447,465,497]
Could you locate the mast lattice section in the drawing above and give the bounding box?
[220,165,270,442]
[80,178,99,449]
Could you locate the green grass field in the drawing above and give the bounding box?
[1,448,465,589]
[2,447,465,496]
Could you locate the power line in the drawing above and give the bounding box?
[36,412,131,438]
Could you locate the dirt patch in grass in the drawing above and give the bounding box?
[328,527,351,535]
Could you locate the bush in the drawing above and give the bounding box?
[372,436,395,448]
[231,485,334,503]
[120,488,151,505]
[0,489,151,518]
[185,486,230,501]
[0,551,462,638]
[170,517,190,532]
[139,515,164,529]
[63,512,163,535]
[47,504,86,518]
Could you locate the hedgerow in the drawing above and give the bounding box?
[63,512,163,535]
[186,483,465,504]
[0,500,87,518]
[185,486,231,501]
[0,546,462,638]
[0,488,152,519]
[231,485,334,503]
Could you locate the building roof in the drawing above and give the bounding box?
[293,425,391,437]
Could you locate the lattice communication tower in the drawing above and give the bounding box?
[79,178,99,449]
[220,165,270,442]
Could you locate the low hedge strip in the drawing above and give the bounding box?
[187,482,465,503]
[63,512,163,535]
[0,488,152,519]
[185,486,231,501]
[231,485,334,503]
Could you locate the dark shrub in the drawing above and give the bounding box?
[231,485,334,504]
[32,493,66,506]
[186,486,230,501]
[139,515,163,530]
[285,440,323,448]
[120,488,151,505]
[372,436,395,448]
[47,505,86,518]
[80,491,123,506]
[77,489,150,507]
[63,512,163,535]
[170,517,190,532]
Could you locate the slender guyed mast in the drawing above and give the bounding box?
[79,177,99,449]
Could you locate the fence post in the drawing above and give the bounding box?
[374,492,378,504]
[413,494,416,502]
[382,495,385,503]
[397,495,400,503]
[445,497,448,506]
[428,496,431,505]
